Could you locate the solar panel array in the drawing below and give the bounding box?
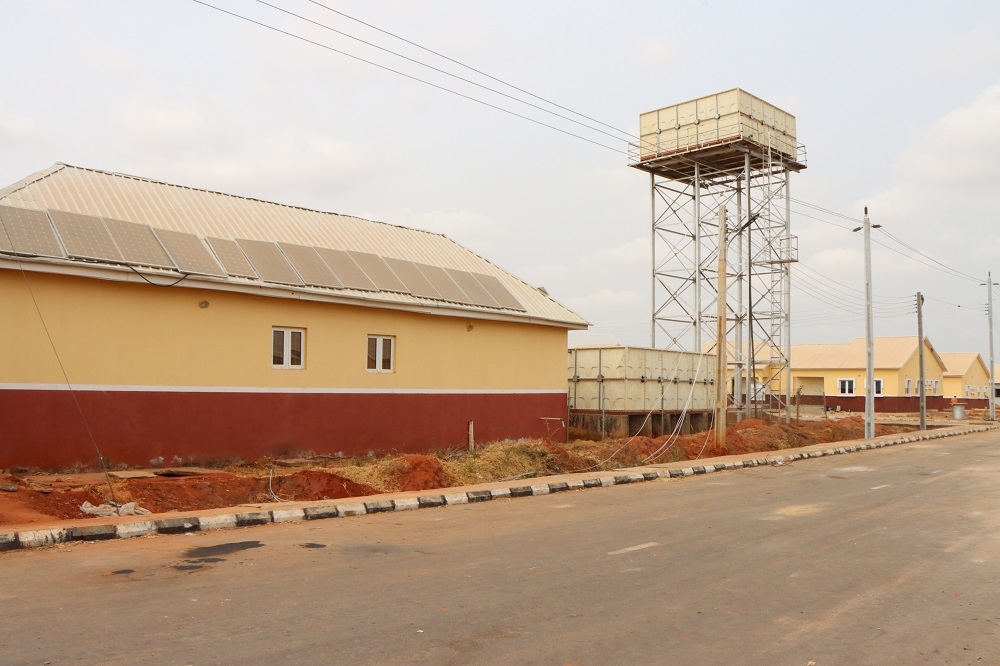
[153,229,226,277]
[236,239,303,286]
[206,237,258,279]
[0,204,527,312]
[48,210,125,263]
[0,206,66,258]
[107,217,175,269]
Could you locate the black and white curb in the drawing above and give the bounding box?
[1,425,994,553]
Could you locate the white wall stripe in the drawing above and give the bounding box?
[0,383,568,395]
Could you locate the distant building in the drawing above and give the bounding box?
[940,353,991,401]
[0,163,587,469]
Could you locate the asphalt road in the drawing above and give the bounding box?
[3,431,1000,665]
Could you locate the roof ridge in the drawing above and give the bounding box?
[35,162,451,240]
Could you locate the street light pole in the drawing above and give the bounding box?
[853,208,879,440]
[987,272,997,421]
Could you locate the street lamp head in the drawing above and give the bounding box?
[852,226,862,232]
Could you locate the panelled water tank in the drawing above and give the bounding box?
[567,346,716,412]
[638,88,797,161]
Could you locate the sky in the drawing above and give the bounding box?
[2,0,1000,361]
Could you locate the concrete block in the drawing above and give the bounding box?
[529,484,550,495]
[443,493,469,505]
[270,508,305,523]
[337,502,367,516]
[235,512,271,527]
[18,529,67,548]
[363,500,394,514]
[466,490,492,503]
[692,466,707,475]
[156,517,200,534]
[0,532,20,552]
[583,478,603,488]
[566,479,586,489]
[393,498,419,511]
[548,482,571,493]
[116,521,157,539]
[303,505,339,520]
[417,495,446,508]
[669,469,684,477]
[599,477,616,487]
[643,472,660,481]
[199,515,238,531]
[508,486,533,498]
[490,487,512,499]
[67,524,118,541]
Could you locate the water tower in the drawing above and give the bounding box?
[628,88,806,418]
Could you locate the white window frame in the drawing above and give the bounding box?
[905,378,912,396]
[873,378,883,396]
[838,378,855,395]
[367,335,395,373]
[272,327,305,369]
[933,380,940,394]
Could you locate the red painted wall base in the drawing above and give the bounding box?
[0,390,568,470]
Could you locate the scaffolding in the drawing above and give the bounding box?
[628,89,806,420]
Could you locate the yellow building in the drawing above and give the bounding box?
[940,353,991,400]
[790,337,945,401]
[0,164,587,469]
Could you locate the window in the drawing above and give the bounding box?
[933,380,940,394]
[838,378,855,395]
[905,378,912,396]
[874,378,883,396]
[272,328,304,368]
[367,335,394,373]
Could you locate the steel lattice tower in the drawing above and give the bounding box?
[628,89,806,419]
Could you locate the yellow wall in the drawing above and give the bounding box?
[3,269,567,391]
[943,361,991,399]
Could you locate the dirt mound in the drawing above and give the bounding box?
[392,455,453,492]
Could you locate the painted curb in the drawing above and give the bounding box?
[2,424,996,552]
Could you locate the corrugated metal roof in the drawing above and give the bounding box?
[791,336,945,371]
[0,163,587,328]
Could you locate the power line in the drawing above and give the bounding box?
[254,0,633,145]
[190,0,628,155]
[302,0,635,141]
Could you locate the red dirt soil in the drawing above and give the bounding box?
[0,416,913,526]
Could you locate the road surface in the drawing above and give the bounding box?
[2,431,1000,664]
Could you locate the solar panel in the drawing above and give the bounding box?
[0,206,66,258]
[383,258,441,300]
[206,237,258,279]
[236,239,304,285]
[446,269,502,308]
[0,217,12,254]
[347,251,409,293]
[471,272,526,311]
[412,263,471,304]
[48,209,125,263]
[105,217,176,269]
[278,243,343,289]
[314,248,378,291]
[153,228,226,277]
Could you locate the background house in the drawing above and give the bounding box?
[940,353,991,401]
[789,336,949,412]
[0,163,587,470]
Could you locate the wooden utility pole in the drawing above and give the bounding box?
[714,206,728,450]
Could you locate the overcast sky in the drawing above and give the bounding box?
[2,1,999,360]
